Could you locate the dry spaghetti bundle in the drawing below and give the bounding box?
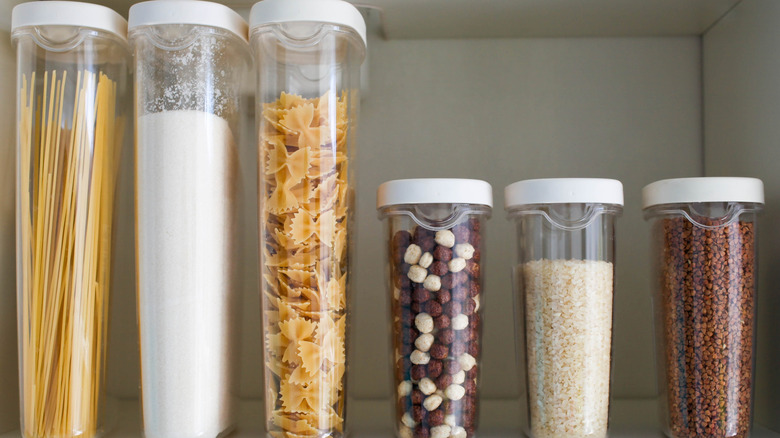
[18,69,122,438]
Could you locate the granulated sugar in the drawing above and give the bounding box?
[137,110,237,438]
[521,259,613,438]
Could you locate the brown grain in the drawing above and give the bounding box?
[659,217,755,438]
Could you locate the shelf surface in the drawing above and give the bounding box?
[2,398,777,437]
[85,0,742,39]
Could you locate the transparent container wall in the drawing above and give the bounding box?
[252,22,364,438]
[0,1,20,433]
[508,203,620,438]
[646,202,759,438]
[13,25,130,438]
[132,24,248,438]
[380,203,490,438]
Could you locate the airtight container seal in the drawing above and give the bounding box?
[377,179,494,209]
[642,177,764,208]
[505,178,624,208]
[249,0,367,47]
[129,0,248,42]
[12,1,127,40]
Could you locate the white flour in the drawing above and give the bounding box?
[137,110,238,438]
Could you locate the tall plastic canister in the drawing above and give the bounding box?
[250,0,366,435]
[129,2,250,437]
[12,2,130,437]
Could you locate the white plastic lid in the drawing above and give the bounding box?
[2,1,28,32]
[249,0,367,47]
[129,1,248,43]
[642,177,765,208]
[12,1,128,41]
[504,178,624,208]
[377,179,493,209]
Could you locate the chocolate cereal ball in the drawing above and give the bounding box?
[384,202,487,438]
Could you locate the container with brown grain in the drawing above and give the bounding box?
[643,177,764,438]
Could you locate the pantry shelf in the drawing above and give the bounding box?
[3,0,780,437]
[349,0,744,38]
[0,398,777,437]
[87,0,742,38]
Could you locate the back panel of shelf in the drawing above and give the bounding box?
[1,0,779,434]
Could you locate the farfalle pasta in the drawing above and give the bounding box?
[260,91,352,437]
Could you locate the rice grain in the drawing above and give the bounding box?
[521,259,613,438]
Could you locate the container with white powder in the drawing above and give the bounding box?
[129,3,250,438]
[505,179,624,438]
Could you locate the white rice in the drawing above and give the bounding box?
[521,259,613,438]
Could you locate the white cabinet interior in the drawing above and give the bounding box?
[1,0,778,436]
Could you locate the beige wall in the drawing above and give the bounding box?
[351,34,702,400]
[703,0,780,430]
[104,32,703,401]
[0,28,20,432]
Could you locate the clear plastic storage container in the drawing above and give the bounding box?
[250,0,366,436]
[378,179,493,438]
[505,178,623,438]
[643,177,764,438]
[129,2,250,438]
[12,2,130,437]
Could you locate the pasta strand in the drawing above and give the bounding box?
[19,69,121,438]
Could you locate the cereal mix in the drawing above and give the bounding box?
[389,220,484,438]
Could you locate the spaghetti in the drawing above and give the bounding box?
[18,69,122,438]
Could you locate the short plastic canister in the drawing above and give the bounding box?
[12,2,130,437]
[504,178,623,438]
[378,178,493,438]
[250,0,366,436]
[128,2,250,438]
[643,177,764,438]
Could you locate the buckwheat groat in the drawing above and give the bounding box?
[659,218,754,438]
[642,177,762,438]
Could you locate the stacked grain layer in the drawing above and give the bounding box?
[390,220,483,438]
[660,217,754,438]
[522,259,613,438]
